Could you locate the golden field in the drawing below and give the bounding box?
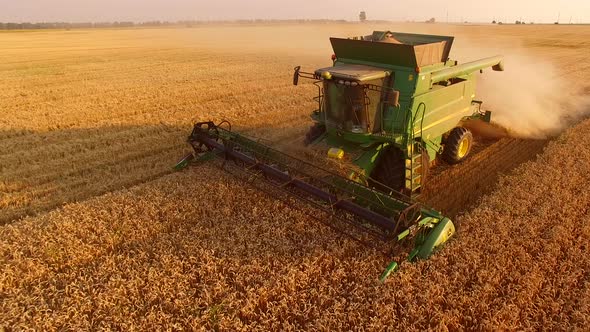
[1,23,590,329]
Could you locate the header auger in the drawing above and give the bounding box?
[176,31,503,280]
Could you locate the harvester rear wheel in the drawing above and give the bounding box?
[369,147,405,193]
[443,127,473,164]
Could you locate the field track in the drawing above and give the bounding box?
[423,137,548,217]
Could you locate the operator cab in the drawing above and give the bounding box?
[314,64,399,134]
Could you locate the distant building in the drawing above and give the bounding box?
[359,11,367,22]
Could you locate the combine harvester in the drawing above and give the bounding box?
[176,31,503,280]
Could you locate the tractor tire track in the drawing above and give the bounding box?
[420,137,548,217]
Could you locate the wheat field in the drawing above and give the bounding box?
[1,23,590,329]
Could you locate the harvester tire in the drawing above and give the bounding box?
[443,127,473,164]
[369,147,405,192]
[304,124,326,146]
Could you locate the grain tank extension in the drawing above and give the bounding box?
[294,31,504,197]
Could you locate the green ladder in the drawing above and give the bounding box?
[405,144,423,198]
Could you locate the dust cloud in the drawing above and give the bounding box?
[457,44,590,139]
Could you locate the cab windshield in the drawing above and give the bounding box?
[323,78,384,133]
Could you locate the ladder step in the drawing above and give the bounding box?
[406,154,422,163]
[405,154,422,168]
[406,170,422,189]
[405,169,423,178]
[406,163,422,171]
[405,151,423,194]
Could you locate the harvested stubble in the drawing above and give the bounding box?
[421,136,548,217]
[2,118,590,330]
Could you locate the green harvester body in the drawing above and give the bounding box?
[295,31,503,197]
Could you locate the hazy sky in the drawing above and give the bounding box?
[1,0,588,24]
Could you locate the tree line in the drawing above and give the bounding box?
[0,19,354,30]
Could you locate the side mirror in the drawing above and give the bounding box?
[293,66,301,86]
